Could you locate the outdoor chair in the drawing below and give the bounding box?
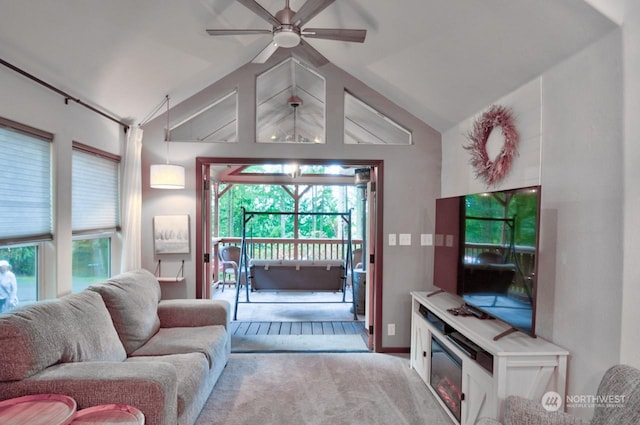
[218,245,243,292]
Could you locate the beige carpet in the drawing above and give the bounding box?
[195,353,451,425]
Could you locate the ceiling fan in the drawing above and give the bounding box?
[206,0,366,67]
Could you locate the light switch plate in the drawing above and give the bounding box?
[399,233,411,246]
[446,234,454,247]
[388,233,397,246]
[420,234,433,246]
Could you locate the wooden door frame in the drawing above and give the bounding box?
[195,157,385,352]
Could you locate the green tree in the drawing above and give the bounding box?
[215,183,361,239]
[465,191,538,247]
[0,246,36,276]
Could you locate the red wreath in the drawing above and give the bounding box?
[464,105,519,186]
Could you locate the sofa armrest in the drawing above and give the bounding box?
[504,396,588,425]
[157,299,230,330]
[0,361,177,425]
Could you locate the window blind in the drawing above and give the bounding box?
[72,147,120,233]
[0,123,52,242]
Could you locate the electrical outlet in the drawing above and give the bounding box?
[387,323,396,336]
[420,233,433,246]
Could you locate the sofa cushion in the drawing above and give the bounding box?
[126,353,208,418]
[0,360,179,425]
[130,325,229,369]
[89,269,162,354]
[0,290,126,381]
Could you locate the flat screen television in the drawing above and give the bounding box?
[433,185,541,338]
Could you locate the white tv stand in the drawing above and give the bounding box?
[410,291,568,425]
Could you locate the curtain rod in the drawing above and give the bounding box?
[0,57,130,133]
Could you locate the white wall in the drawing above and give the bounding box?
[621,0,640,367]
[442,78,542,198]
[541,30,624,416]
[141,50,442,349]
[584,0,625,24]
[442,28,624,419]
[0,63,124,297]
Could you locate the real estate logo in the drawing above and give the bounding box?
[541,392,627,411]
[541,391,562,412]
[565,394,626,409]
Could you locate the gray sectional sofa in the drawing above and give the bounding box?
[0,269,231,425]
[477,364,640,425]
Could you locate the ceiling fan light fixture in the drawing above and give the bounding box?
[206,0,366,65]
[273,27,300,48]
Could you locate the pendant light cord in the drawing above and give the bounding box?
[164,95,171,164]
[138,95,169,128]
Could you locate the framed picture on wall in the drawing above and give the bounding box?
[153,215,190,254]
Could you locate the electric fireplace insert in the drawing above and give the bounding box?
[430,335,463,423]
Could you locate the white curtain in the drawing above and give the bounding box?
[120,126,143,272]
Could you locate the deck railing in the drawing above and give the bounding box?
[214,237,363,262]
[464,242,535,271]
[464,242,536,293]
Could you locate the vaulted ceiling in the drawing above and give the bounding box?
[0,0,617,132]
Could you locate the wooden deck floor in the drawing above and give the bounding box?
[230,321,365,336]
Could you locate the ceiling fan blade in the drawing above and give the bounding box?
[252,41,279,63]
[291,0,335,27]
[294,39,329,67]
[206,29,272,36]
[237,0,281,27]
[302,28,366,43]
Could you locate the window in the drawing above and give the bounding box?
[0,117,53,308]
[344,91,412,145]
[256,58,326,143]
[170,90,238,143]
[72,236,111,293]
[0,244,39,309]
[72,142,120,292]
[0,118,53,242]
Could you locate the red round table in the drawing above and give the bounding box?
[0,394,77,425]
[70,404,145,425]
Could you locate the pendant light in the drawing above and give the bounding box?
[150,95,185,189]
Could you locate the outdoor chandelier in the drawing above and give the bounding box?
[150,95,185,189]
[287,163,302,178]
